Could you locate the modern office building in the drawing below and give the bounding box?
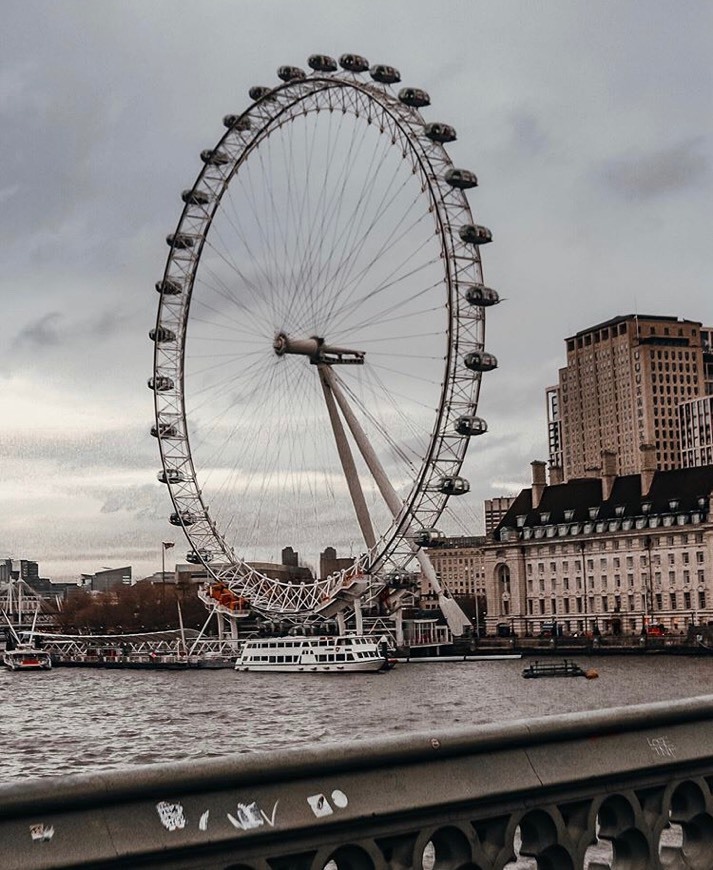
[547,315,711,480]
[483,455,713,636]
[679,395,713,468]
[484,497,517,537]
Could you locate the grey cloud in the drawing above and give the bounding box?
[13,311,63,347]
[599,139,708,200]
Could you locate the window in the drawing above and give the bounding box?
[602,596,609,612]
[700,590,707,608]
[670,593,677,610]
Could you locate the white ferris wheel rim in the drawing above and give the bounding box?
[150,56,491,616]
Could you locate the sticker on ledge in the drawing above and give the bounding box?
[307,789,349,818]
[30,824,55,843]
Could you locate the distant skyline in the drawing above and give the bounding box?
[2,0,711,581]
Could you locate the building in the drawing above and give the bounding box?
[83,566,132,593]
[680,395,713,468]
[484,497,517,537]
[319,547,354,580]
[548,315,711,480]
[483,455,713,636]
[423,535,487,623]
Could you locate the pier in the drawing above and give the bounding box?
[2,695,713,868]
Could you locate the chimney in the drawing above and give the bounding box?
[531,460,547,509]
[640,443,657,496]
[549,464,564,485]
[601,450,617,501]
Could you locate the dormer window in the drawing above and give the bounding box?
[615,505,625,517]
[539,512,550,524]
[669,500,679,511]
[588,507,599,520]
[516,514,527,528]
[642,502,652,514]
[564,509,575,521]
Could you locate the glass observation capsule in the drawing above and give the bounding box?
[277,65,306,82]
[464,283,500,307]
[308,54,338,72]
[157,468,185,484]
[148,376,174,392]
[149,327,176,344]
[398,87,430,108]
[370,64,401,84]
[464,351,498,372]
[155,279,182,295]
[166,233,194,249]
[445,168,478,189]
[439,476,470,496]
[169,511,197,527]
[339,53,369,72]
[459,224,493,246]
[454,415,488,437]
[424,123,456,143]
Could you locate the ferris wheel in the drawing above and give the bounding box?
[149,53,499,630]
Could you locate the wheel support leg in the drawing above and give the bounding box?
[322,367,471,636]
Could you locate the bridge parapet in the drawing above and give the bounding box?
[2,696,713,869]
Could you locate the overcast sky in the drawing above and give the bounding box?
[2,0,711,582]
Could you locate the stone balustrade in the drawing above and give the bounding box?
[2,695,713,869]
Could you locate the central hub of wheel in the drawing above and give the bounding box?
[273,332,365,365]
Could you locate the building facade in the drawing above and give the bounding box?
[483,457,713,636]
[548,315,710,479]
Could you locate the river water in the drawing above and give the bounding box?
[1,655,712,781]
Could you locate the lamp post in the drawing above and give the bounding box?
[161,542,174,626]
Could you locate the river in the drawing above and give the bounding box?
[1,654,712,781]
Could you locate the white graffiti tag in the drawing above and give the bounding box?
[647,736,677,758]
[29,824,55,843]
[156,801,186,832]
[227,800,279,831]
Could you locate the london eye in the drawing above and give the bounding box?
[149,53,499,634]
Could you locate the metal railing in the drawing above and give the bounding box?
[2,696,713,868]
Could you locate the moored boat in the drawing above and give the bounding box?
[3,644,53,672]
[235,634,392,673]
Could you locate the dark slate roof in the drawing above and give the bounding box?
[495,465,713,535]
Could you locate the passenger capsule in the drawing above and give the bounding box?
[277,65,306,82]
[459,224,493,246]
[439,476,470,496]
[249,85,276,101]
[464,283,500,307]
[370,64,401,84]
[398,87,430,108]
[167,233,195,250]
[455,415,488,437]
[181,188,211,206]
[200,149,231,166]
[445,168,478,189]
[151,422,179,439]
[339,54,370,73]
[169,510,196,527]
[148,376,174,392]
[415,528,444,547]
[186,548,213,564]
[308,54,338,72]
[424,123,456,143]
[222,114,251,131]
[464,351,498,372]
[149,326,176,344]
[155,279,182,296]
[166,232,195,250]
[157,468,185,484]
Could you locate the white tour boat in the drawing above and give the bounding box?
[3,644,53,672]
[235,634,392,673]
